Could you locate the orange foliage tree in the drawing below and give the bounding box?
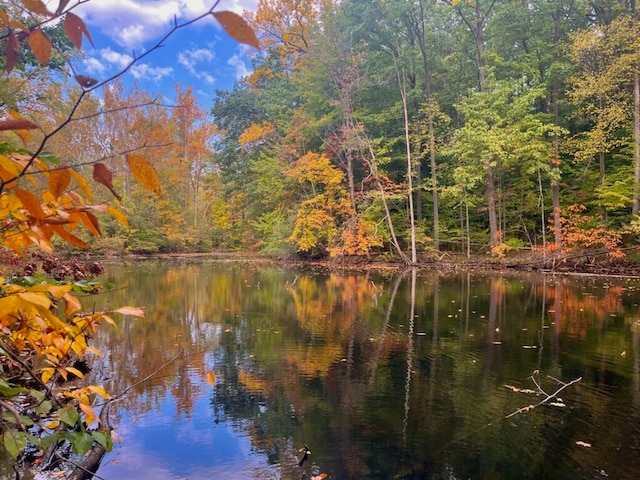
[0,0,258,473]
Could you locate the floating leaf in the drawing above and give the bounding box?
[22,0,51,16]
[48,168,71,198]
[64,12,93,49]
[213,11,260,50]
[311,474,328,480]
[114,306,145,317]
[75,74,98,88]
[206,372,216,386]
[28,28,52,64]
[576,441,592,448]
[126,154,161,195]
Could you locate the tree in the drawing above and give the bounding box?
[0,1,258,475]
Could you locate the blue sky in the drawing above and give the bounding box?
[71,0,259,109]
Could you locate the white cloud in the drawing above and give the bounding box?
[130,64,174,82]
[177,48,216,84]
[76,0,258,49]
[227,53,251,80]
[99,48,134,70]
[83,56,106,75]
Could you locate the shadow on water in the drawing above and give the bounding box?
[87,259,640,480]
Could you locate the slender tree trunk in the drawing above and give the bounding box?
[634,0,640,214]
[486,167,499,247]
[552,76,562,247]
[400,75,418,264]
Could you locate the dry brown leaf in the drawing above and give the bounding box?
[213,11,260,50]
[93,162,121,200]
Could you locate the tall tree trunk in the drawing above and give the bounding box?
[400,71,418,264]
[416,0,440,250]
[633,0,640,214]
[552,76,562,247]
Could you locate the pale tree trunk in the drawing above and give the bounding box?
[401,77,418,264]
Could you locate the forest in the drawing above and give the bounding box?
[4,0,640,265]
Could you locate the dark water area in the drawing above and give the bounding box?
[89,259,640,480]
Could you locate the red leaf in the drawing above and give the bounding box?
[64,12,93,49]
[75,75,98,89]
[6,29,20,73]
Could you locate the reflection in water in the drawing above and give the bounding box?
[89,259,640,480]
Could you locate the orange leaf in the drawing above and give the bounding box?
[64,12,93,49]
[15,188,46,219]
[108,206,129,227]
[6,30,20,73]
[126,154,161,195]
[93,162,121,200]
[206,372,216,386]
[80,210,101,236]
[48,168,71,198]
[78,402,98,425]
[113,306,145,317]
[52,225,88,249]
[213,11,260,50]
[22,0,51,16]
[28,28,52,64]
[75,74,98,89]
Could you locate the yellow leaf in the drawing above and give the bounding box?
[126,154,161,195]
[45,420,60,429]
[28,28,52,64]
[87,385,110,399]
[108,206,129,227]
[48,168,71,198]
[100,314,116,327]
[70,170,94,202]
[41,367,54,384]
[206,372,216,386]
[29,284,72,298]
[213,11,260,50]
[78,402,98,425]
[63,292,81,316]
[65,366,84,379]
[113,306,144,317]
[17,291,51,310]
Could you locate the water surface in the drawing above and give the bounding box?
[90,259,640,479]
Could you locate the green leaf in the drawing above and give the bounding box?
[56,405,79,427]
[35,400,53,415]
[3,431,27,458]
[65,431,94,456]
[91,431,113,452]
[0,378,25,397]
[29,389,45,403]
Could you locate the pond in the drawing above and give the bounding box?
[89,258,640,480]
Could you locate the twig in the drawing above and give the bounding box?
[505,377,582,419]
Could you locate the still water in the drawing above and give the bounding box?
[90,258,640,480]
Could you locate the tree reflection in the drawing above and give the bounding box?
[91,261,640,479]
